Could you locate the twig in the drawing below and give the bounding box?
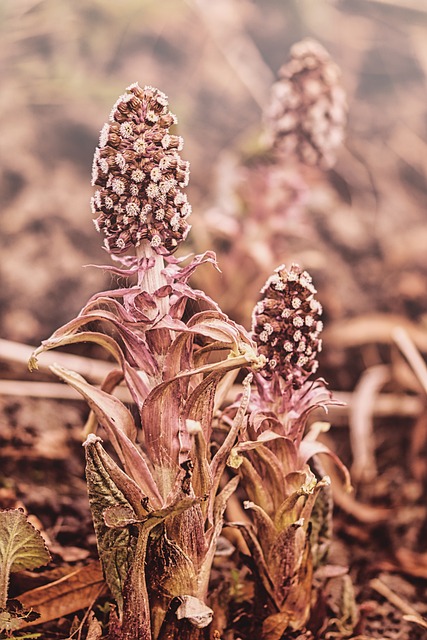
[370,578,427,629]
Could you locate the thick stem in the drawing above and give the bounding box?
[0,559,11,609]
[136,242,169,318]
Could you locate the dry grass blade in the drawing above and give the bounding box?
[394,547,427,579]
[323,315,427,352]
[349,365,391,483]
[188,0,274,107]
[358,0,427,12]
[370,577,427,629]
[393,327,427,396]
[315,391,422,423]
[317,436,391,523]
[0,379,131,403]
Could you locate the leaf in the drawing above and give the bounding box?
[145,528,198,638]
[50,364,136,441]
[175,595,213,628]
[53,366,161,503]
[86,610,103,639]
[261,611,291,640]
[84,438,138,616]
[140,375,188,493]
[210,374,252,523]
[0,509,51,609]
[16,561,105,629]
[29,322,125,373]
[299,438,352,492]
[103,505,141,528]
[186,371,222,443]
[29,323,150,408]
[198,475,239,598]
[231,522,278,609]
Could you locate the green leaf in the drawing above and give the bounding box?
[0,509,51,611]
[84,440,136,617]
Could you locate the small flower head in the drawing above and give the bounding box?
[252,263,322,385]
[92,83,191,254]
[263,39,347,168]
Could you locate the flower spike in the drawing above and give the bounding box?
[91,83,191,255]
[263,38,347,168]
[252,263,323,385]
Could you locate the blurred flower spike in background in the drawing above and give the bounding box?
[263,38,348,168]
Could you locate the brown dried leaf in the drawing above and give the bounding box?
[261,611,291,640]
[86,610,103,639]
[16,561,105,628]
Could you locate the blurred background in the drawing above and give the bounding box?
[1,0,427,373]
[1,6,427,631]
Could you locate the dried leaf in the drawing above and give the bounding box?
[175,595,213,628]
[262,611,291,640]
[86,610,103,639]
[16,561,105,628]
[0,600,41,633]
[0,509,51,609]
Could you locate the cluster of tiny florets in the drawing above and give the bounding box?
[252,263,323,384]
[263,39,347,169]
[91,83,191,254]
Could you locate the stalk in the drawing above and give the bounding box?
[0,558,10,609]
[119,523,153,640]
[136,241,169,318]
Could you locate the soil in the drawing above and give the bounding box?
[1,1,427,638]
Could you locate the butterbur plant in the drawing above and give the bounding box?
[30,83,263,640]
[194,38,348,327]
[29,81,352,639]
[225,264,351,638]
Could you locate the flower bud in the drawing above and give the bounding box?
[252,263,322,384]
[263,39,347,168]
[91,83,191,254]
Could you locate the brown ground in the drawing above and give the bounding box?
[1,1,427,638]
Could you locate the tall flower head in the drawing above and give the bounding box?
[91,83,191,254]
[263,39,347,168]
[252,263,323,385]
